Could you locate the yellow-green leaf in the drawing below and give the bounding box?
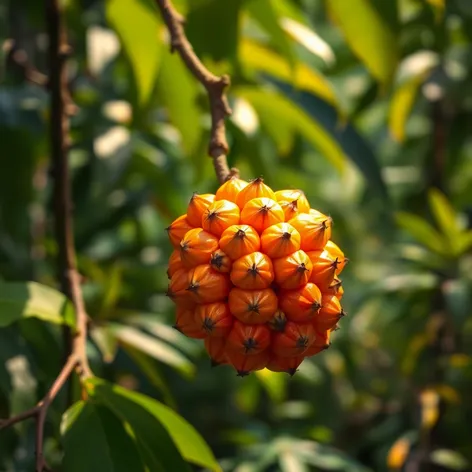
[327,0,398,84]
[107,0,162,106]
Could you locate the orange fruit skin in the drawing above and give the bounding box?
[180,228,219,269]
[260,222,301,258]
[167,249,185,279]
[230,252,274,290]
[166,215,194,248]
[335,285,344,300]
[274,189,311,213]
[202,199,240,237]
[210,249,232,273]
[240,197,284,233]
[313,295,344,332]
[306,249,337,289]
[267,355,304,375]
[289,212,332,252]
[215,177,248,203]
[225,349,270,376]
[167,269,193,307]
[195,302,233,338]
[324,240,348,275]
[235,177,276,209]
[186,265,231,304]
[227,320,271,356]
[187,193,215,227]
[205,336,229,366]
[279,282,322,323]
[272,249,313,290]
[228,287,278,324]
[219,224,261,260]
[305,329,330,356]
[320,275,342,296]
[174,305,206,339]
[271,321,316,357]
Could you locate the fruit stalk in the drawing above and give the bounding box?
[154,0,238,183]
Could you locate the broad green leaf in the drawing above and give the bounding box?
[0,282,75,328]
[155,48,202,154]
[255,369,286,403]
[109,323,195,378]
[106,0,162,106]
[327,0,398,84]
[428,188,461,248]
[89,325,119,364]
[239,40,339,108]
[279,17,335,66]
[457,231,472,254]
[430,449,469,470]
[88,378,221,472]
[396,212,447,256]
[245,0,296,68]
[234,86,346,171]
[123,344,177,409]
[389,73,425,142]
[61,401,146,472]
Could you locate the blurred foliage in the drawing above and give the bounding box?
[1,0,472,471]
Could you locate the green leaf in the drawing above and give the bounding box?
[89,325,119,364]
[239,40,339,108]
[106,0,162,106]
[245,0,296,68]
[255,369,287,403]
[428,188,461,247]
[88,378,221,472]
[155,48,202,154]
[234,86,346,171]
[430,449,469,470]
[0,282,75,328]
[396,212,448,256]
[388,73,425,142]
[109,323,195,378]
[327,0,398,84]
[61,401,146,472]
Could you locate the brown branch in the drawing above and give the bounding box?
[0,1,91,471]
[154,0,239,183]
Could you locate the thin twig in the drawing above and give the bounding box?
[0,1,92,470]
[154,0,239,183]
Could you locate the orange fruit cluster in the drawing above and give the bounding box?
[166,177,347,376]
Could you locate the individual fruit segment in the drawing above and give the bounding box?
[335,285,344,300]
[273,249,313,290]
[279,282,322,323]
[219,224,261,260]
[306,249,338,289]
[202,199,240,237]
[205,336,229,366]
[174,305,206,339]
[313,295,345,332]
[289,212,332,251]
[186,193,215,227]
[324,240,348,275]
[305,329,330,356]
[166,215,194,248]
[215,176,248,203]
[179,228,219,268]
[267,355,304,375]
[228,287,277,324]
[240,197,284,233]
[275,189,310,213]
[226,320,271,355]
[230,252,274,290]
[195,302,233,337]
[320,275,342,296]
[210,249,232,273]
[167,249,185,279]
[186,265,231,304]
[271,321,316,357]
[167,269,192,306]
[225,349,270,376]
[268,309,287,332]
[236,177,276,209]
[260,223,301,258]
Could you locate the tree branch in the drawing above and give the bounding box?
[154,0,239,183]
[0,1,91,470]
